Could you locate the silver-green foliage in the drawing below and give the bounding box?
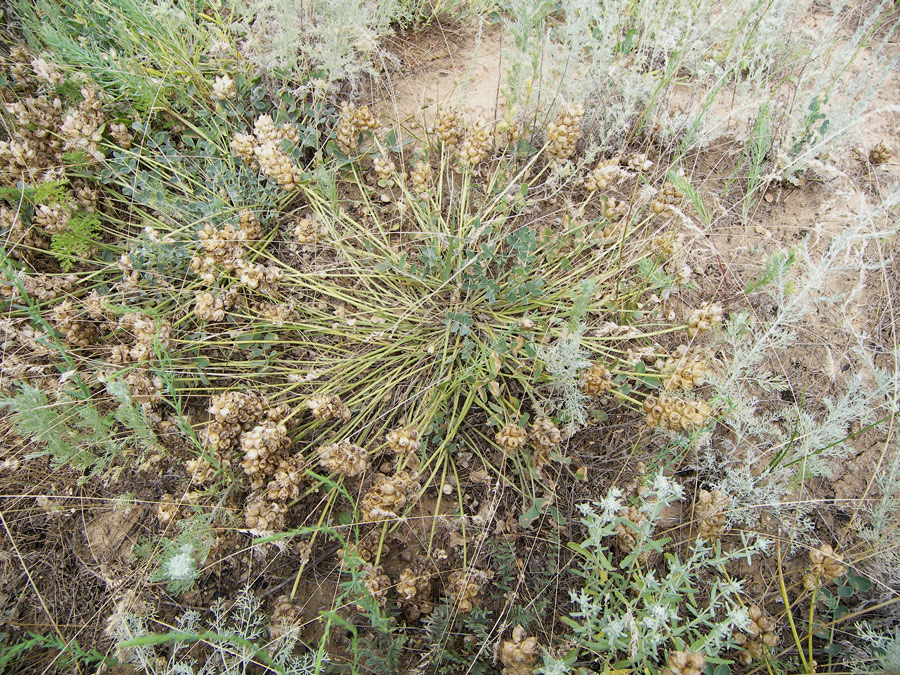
[562,475,770,669]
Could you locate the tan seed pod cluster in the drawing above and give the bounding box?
[616,506,648,554]
[59,87,106,163]
[335,101,378,155]
[660,650,706,675]
[32,200,71,236]
[109,122,132,149]
[306,393,351,422]
[211,74,237,101]
[157,493,191,523]
[869,140,892,165]
[528,416,561,456]
[495,424,528,454]
[359,470,420,521]
[194,290,235,322]
[30,57,64,85]
[802,543,846,591]
[269,595,301,639]
[0,95,64,183]
[5,271,76,302]
[584,157,622,192]
[361,563,391,606]
[431,108,462,151]
[695,489,729,540]
[580,362,615,397]
[447,569,485,613]
[267,454,304,502]
[317,440,368,477]
[409,160,432,198]
[601,196,627,222]
[210,390,267,428]
[373,155,396,183]
[661,345,709,391]
[493,117,522,148]
[190,223,246,283]
[686,302,723,337]
[186,451,231,485]
[114,313,171,363]
[201,420,242,455]
[545,101,585,163]
[458,118,492,167]
[643,393,711,432]
[652,181,683,214]
[734,605,778,665]
[50,300,97,347]
[237,209,265,244]
[397,566,433,619]
[1,206,48,257]
[385,426,420,454]
[244,493,286,532]
[231,115,302,189]
[292,217,324,246]
[499,625,540,675]
[627,152,654,172]
[240,421,291,476]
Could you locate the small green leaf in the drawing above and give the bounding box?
[848,575,872,592]
[837,584,854,598]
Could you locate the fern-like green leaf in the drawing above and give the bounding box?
[51,210,100,271]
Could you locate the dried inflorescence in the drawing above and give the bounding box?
[335,101,378,155]
[802,543,846,591]
[686,302,723,337]
[643,393,711,432]
[1,206,48,257]
[109,122,132,149]
[157,493,192,523]
[660,345,709,391]
[306,393,351,422]
[734,605,778,665]
[50,299,98,347]
[495,424,528,454]
[266,455,305,501]
[409,160,433,198]
[292,216,324,247]
[660,650,706,675]
[361,563,391,606]
[212,74,237,100]
[209,390,266,428]
[459,118,492,168]
[186,451,231,485]
[360,470,420,521]
[869,140,892,165]
[580,362,615,397]
[446,569,485,613]
[695,489,729,540]
[386,426,420,455]
[201,420,242,456]
[545,101,585,163]
[113,312,171,363]
[317,440,368,477]
[528,416,561,465]
[499,625,540,675]
[432,108,462,151]
[232,115,302,189]
[0,95,64,183]
[190,223,246,283]
[652,180,683,214]
[373,154,396,183]
[60,87,107,163]
[193,289,236,322]
[244,493,286,532]
[269,595,301,639]
[397,566,433,619]
[32,200,70,236]
[584,157,622,192]
[601,196,627,222]
[627,152,653,172]
[240,421,291,476]
[616,506,647,554]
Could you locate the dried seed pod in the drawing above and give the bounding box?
[616,506,647,555]
[267,455,304,502]
[580,362,615,397]
[244,494,286,532]
[734,605,778,665]
[432,108,462,151]
[194,290,233,322]
[627,152,653,172]
[201,420,241,454]
[661,345,709,391]
[446,569,485,613]
[109,122,132,149]
[545,101,585,163]
[409,160,432,198]
[385,426,420,454]
[186,451,231,485]
[373,154,396,183]
[495,424,528,454]
[643,393,711,432]
[361,563,390,606]
[335,101,377,155]
[317,440,368,477]
[695,489,729,540]
[458,118,491,167]
[584,157,622,192]
[241,421,291,476]
[652,180,683,214]
[660,650,706,675]
[269,595,301,639]
[500,625,540,675]
[306,393,351,422]
[212,74,237,100]
[528,417,561,455]
[869,140,892,165]
[802,543,846,591]
[686,302,723,337]
[209,390,267,428]
[360,470,420,521]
